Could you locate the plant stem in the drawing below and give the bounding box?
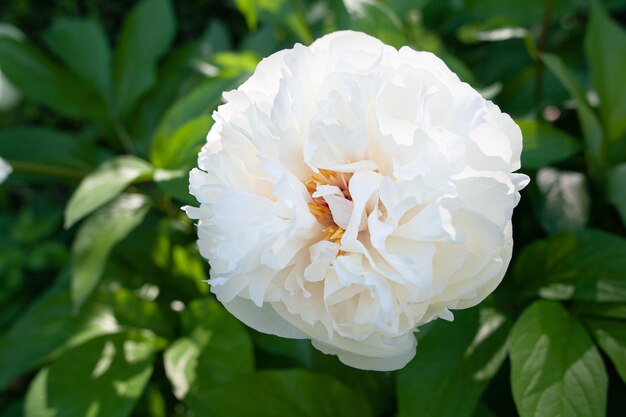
[9,161,84,180]
[112,116,136,155]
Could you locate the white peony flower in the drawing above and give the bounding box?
[185,31,529,371]
[0,156,11,183]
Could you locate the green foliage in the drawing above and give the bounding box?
[509,301,608,417]
[25,331,158,417]
[71,193,150,309]
[585,1,626,149]
[185,369,373,417]
[397,308,509,417]
[114,0,176,118]
[1,0,626,416]
[513,229,626,302]
[42,18,114,107]
[518,119,582,169]
[64,156,153,228]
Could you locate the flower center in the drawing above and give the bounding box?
[306,169,352,242]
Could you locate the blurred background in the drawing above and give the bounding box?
[1,0,626,416]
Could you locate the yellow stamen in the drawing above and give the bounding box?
[322,225,345,242]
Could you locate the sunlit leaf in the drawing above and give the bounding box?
[509,301,607,417]
[65,156,153,228]
[71,194,150,309]
[586,319,626,384]
[25,332,157,417]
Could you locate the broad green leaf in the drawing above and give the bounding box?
[517,119,582,169]
[72,193,150,309]
[397,308,509,417]
[185,369,373,417]
[25,332,156,417]
[608,163,626,227]
[541,53,603,173]
[585,1,626,144]
[43,18,113,107]
[150,76,241,169]
[0,289,108,390]
[0,127,99,176]
[65,156,152,228]
[513,228,626,302]
[163,338,200,399]
[0,37,105,121]
[181,298,254,383]
[509,301,607,417]
[586,319,626,383]
[0,282,169,391]
[114,0,175,117]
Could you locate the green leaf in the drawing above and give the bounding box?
[509,301,607,417]
[96,286,175,340]
[65,155,153,228]
[185,369,373,417]
[25,332,156,417]
[517,119,582,169]
[541,53,603,173]
[129,43,197,146]
[586,319,626,383]
[349,2,406,48]
[252,331,313,367]
[0,127,99,175]
[163,338,200,399]
[42,18,113,107]
[71,193,150,310]
[513,228,626,302]
[573,302,626,321]
[585,1,626,144]
[234,0,258,30]
[397,308,510,417]
[114,0,176,117]
[0,37,105,121]
[0,288,108,390]
[608,163,626,227]
[181,298,254,383]
[150,76,241,169]
[151,115,211,170]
